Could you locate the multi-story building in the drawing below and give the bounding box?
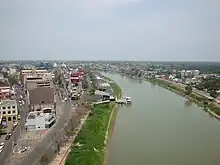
[0,81,11,100]
[26,74,53,91]
[20,69,48,84]
[0,99,18,122]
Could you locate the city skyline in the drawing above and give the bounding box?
[0,0,219,61]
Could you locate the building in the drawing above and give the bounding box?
[0,81,11,100]
[0,100,18,122]
[9,68,16,75]
[25,111,56,131]
[193,70,200,77]
[27,87,56,112]
[94,90,110,101]
[26,74,53,91]
[20,69,48,84]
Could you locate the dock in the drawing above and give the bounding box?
[115,98,127,104]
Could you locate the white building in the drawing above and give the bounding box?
[9,68,16,75]
[185,70,193,77]
[180,70,185,78]
[193,70,200,77]
[25,111,56,131]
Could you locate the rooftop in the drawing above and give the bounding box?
[94,90,110,97]
[0,99,17,106]
[0,80,10,87]
[29,87,55,105]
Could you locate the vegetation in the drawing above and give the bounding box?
[195,78,220,92]
[65,103,113,165]
[110,82,121,98]
[146,78,220,115]
[185,85,192,95]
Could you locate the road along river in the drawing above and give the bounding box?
[105,73,220,165]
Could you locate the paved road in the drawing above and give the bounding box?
[0,88,28,164]
[18,100,72,165]
[17,78,73,165]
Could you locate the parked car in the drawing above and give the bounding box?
[0,142,5,149]
[5,135,10,140]
[13,122,18,127]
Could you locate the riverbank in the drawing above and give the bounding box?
[103,80,122,165]
[64,103,114,165]
[146,78,220,118]
[65,76,122,165]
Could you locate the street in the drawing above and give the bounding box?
[0,87,28,164]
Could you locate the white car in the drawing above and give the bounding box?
[0,142,5,148]
[14,122,18,127]
[18,115,21,120]
[0,149,3,154]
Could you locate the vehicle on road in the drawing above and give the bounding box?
[0,142,5,149]
[0,149,3,154]
[8,132,12,136]
[5,134,10,140]
[18,115,21,120]
[13,122,18,127]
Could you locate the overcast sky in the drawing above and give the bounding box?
[0,0,219,61]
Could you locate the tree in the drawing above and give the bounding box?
[185,85,192,95]
[8,75,19,85]
[40,154,49,165]
[210,90,218,98]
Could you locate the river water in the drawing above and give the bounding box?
[105,73,220,165]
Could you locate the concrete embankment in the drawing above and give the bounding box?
[146,78,220,120]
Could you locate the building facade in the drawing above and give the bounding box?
[0,85,11,100]
[0,100,18,122]
[20,69,48,84]
[26,76,53,91]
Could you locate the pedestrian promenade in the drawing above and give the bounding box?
[50,113,89,165]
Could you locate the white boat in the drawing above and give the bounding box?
[125,96,132,104]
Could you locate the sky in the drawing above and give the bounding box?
[0,0,219,61]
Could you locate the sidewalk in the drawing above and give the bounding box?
[50,113,89,165]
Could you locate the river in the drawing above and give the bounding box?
[105,73,220,165]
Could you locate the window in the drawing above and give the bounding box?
[8,106,11,109]
[12,106,16,109]
[13,116,16,120]
[3,107,6,109]
[8,111,11,114]
[3,111,6,114]
[12,111,16,113]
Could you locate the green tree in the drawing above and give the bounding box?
[40,154,49,165]
[210,90,218,98]
[185,85,192,95]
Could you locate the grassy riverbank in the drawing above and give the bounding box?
[65,103,113,165]
[146,78,220,116]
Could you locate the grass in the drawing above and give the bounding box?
[110,83,122,98]
[65,103,114,165]
[146,78,220,115]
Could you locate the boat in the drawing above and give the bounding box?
[125,96,132,104]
